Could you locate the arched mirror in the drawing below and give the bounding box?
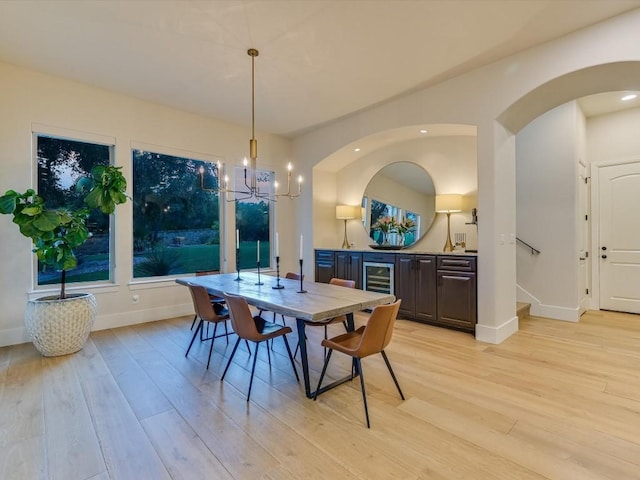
[362,162,436,248]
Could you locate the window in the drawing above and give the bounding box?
[234,167,272,269]
[36,134,114,286]
[132,149,220,278]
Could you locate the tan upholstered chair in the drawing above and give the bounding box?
[314,300,405,428]
[294,277,355,358]
[222,292,299,401]
[185,283,231,370]
[190,270,226,330]
[259,272,303,325]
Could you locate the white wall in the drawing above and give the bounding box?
[587,107,640,162]
[293,9,640,343]
[0,61,296,347]
[515,101,581,320]
[319,136,478,252]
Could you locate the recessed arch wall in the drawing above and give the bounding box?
[293,9,640,343]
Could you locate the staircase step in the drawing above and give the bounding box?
[516,302,531,321]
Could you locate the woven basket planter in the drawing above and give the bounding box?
[24,293,97,357]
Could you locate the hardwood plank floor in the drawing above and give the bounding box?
[0,309,639,479]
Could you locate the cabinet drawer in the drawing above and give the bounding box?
[363,252,396,263]
[315,250,335,262]
[437,256,476,272]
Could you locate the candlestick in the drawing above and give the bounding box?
[255,260,264,285]
[235,247,242,281]
[296,258,307,293]
[272,255,284,289]
[299,234,303,260]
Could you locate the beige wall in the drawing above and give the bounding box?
[0,61,295,347]
[316,136,478,252]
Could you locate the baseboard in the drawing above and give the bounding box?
[0,303,194,348]
[530,303,580,322]
[0,326,30,348]
[517,284,580,322]
[475,315,519,344]
[92,303,194,331]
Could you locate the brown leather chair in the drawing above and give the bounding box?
[314,300,405,428]
[222,292,299,401]
[191,270,226,330]
[294,277,355,358]
[259,272,303,326]
[185,283,231,370]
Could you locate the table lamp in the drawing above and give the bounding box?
[435,194,463,252]
[336,205,358,249]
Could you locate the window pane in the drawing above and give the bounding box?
[235,167,271,269]
[132,150,220,278]
[36,135,112,285]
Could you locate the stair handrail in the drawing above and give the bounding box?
[516,237,541,255]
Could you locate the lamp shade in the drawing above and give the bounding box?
[435,194,463,213]
[336,205,358,219]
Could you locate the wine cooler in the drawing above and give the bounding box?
[362,261,395,295]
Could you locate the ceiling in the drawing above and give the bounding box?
[1,1,639,138]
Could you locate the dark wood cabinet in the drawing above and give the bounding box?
[314,249,477,333]
[314,250,335,284]
[436,256,477,332]
[334,251,362,289]
[395,254,436,322]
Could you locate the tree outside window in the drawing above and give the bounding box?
[132,150,220,278]
[36,135,113,285]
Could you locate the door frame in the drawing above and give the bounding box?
[590,156,640,311]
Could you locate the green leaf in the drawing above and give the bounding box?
[0,195,17,214]
[32,210,62,232]
[21,205,42,216]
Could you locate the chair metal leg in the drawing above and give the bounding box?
[244,340,252,355]
[186,320,203,357]
[355,358,370,428]
[191,314,197,330]
[293,332,308,358]
[206,325,216,370]
[221,337,242,381]
[313,349,333,401]
[224,321,229,345]
[266,341,271,366]
[247,341,260,402]
[282,335,299,382]
[381,350,405,400]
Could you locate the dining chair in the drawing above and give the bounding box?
[222,292,299,401]
[190,270,226,330]
[185,283,231,370]
[313,300,404,428]
[294,277,355,359]
[258,271,303,326]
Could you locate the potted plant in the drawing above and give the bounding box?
[0,165,127,356]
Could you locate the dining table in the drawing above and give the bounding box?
[176,271,395,398]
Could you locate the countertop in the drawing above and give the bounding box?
[316,248,478,256]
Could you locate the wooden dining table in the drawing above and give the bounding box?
[176,272,395,398]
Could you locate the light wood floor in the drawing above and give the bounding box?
[1,309,639,480]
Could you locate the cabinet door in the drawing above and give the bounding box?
[395,255,416,318]
[334,251,362,289]
[414,256,437,322]
[437,271,477,331]
[315,250,335,284]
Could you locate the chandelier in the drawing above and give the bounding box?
[199,48,302,202]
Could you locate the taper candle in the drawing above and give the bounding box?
[256,240,260,262]
[236,229,239,249]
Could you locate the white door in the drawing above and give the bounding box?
[578,162,589,315]
[598,161,640,314]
